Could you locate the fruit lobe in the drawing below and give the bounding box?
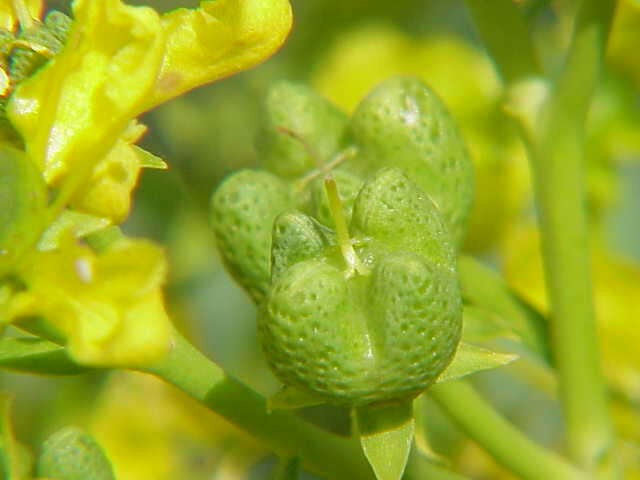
[350,76,474,246]
[261,168,462,405]
[210,169,293,303]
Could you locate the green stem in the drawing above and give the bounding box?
[405,452,470,480]
[429,381,582,480]
[463,0,539,84]
[525,0,617,473]
[142,332,374,480]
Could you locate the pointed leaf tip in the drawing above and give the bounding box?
[436,342,519,384]
[354,401,414,480]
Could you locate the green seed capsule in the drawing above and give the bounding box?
[210,169,293,303]
[0,146,47,276]
[351,75,474,246]
[351,167,454,269]
[261,168,461,406]
[36,427,115,480]
[259,81,350,179]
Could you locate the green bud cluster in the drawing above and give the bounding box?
[210,77,473,406]
[9,11,72,84]
[0,10,73,136]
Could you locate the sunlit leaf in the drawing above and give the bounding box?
[0,336,88,375]
[354,400,414,480]
[436,342,519,384]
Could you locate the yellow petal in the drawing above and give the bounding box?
[0,0,42,31]
[8,0,166,185]
[11,236,172,367]
[70,137,143,223]
[145,0,292,110]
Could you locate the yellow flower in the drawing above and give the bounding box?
[8,0,292,205]
[8,0,166,185]
[146,0,293,110]
[0,0,292,366]
[69,121,166,223]
[8,235,172,367]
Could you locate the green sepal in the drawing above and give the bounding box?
[0,394,32,480]
[353,400,414,480]
[0,337,90,375]
[133,145,167,170]
[36,426,115,480]
[37,209,111,251]
[84,226,126,254]
[435,342,518,384]
[267,386,327,411]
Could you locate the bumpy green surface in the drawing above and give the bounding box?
[261,169,461,405]
[10,11,72,84]
[211,80,470,406]
[36,427,115,480]
[0,146,47,276]
[260,81,351,179]
[351,76,474,246]
[210,169,293,302]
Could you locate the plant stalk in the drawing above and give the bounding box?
[142,332,374,479]
[525,0,617,473]
[464,0,539,84]
[429,381,582,480]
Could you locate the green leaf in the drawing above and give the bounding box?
[37,209,111,251]
[0,337,89,375]
[0,394,32,480]
[462,305,519,343]
[458,255,550,361]
[36,426,115,480]
[436,342,519,384]
[354,400,414,480]
[134,145,167,170]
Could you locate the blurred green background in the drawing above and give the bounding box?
[3,1,639,478]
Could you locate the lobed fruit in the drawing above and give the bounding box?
[259,81,351,180]
[210,169,293,303]
[261,168,462,406]
[350,75,474,246]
